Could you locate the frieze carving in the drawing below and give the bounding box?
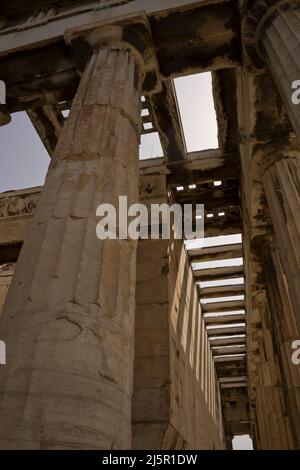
[0,192,39,219]
[0,263,15,276]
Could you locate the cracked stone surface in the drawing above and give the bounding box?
[0,45,143,449]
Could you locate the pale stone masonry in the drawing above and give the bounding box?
[242,0,300,448]
[263,150,300,334]
[0,25,146,449]
[0,0,300,450]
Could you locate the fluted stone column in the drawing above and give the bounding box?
[245,7,300,438]
[0,25,146,449]
[262,150,300,335]
[245,0,300,140]
[257,235,300,447]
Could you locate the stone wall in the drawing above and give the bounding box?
[168,239,224,450]
[132,238,170,449]
[250,267,300,449]
[133,230,224,449]
[243,224,300,448]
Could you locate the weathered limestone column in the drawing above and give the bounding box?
[245,0,300,140]
[0,20,149,449]
[258,236,300,447]
[244,3,300,444]
[261,148,300,335]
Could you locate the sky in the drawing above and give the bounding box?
[0,112,50,193]
[174,72,218,152]
[233,435,253,450]
[0,72,218,193]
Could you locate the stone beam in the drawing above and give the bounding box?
[167,159,238,187]
[0,43,80,113]
[27,105,65,157]
[212,68,240,153]
[0,0,237,28]
[1,1,241,115]
[148,1,241,79]
[150,81,186,162]
[1,1,241,73]
[139,150,238,180]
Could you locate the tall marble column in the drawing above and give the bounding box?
[262,149,300,335]
[245,7,300,438]
[0,24,146,449]
[245,0,300,140]
[257,235,300,448]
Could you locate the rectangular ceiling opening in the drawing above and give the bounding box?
[209,334,246,341]
[185,234,242,253]
[207,323,246,330]
[232,435,254,450]
[174,72,218,152]
[201,296,245,305]
[139,132,164,160]
[198,277,245,289]
[192,258,244,271]
[204,311,245,317]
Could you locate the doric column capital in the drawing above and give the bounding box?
[244,0,300,66]
[64,13,162,96]
[250,136,300,174]
[262,146,300,176]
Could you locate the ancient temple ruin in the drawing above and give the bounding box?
[0,0,300,450]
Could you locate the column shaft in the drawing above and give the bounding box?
[263,154,300,334]
[259,239,300,448]
[0,45,143,449]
